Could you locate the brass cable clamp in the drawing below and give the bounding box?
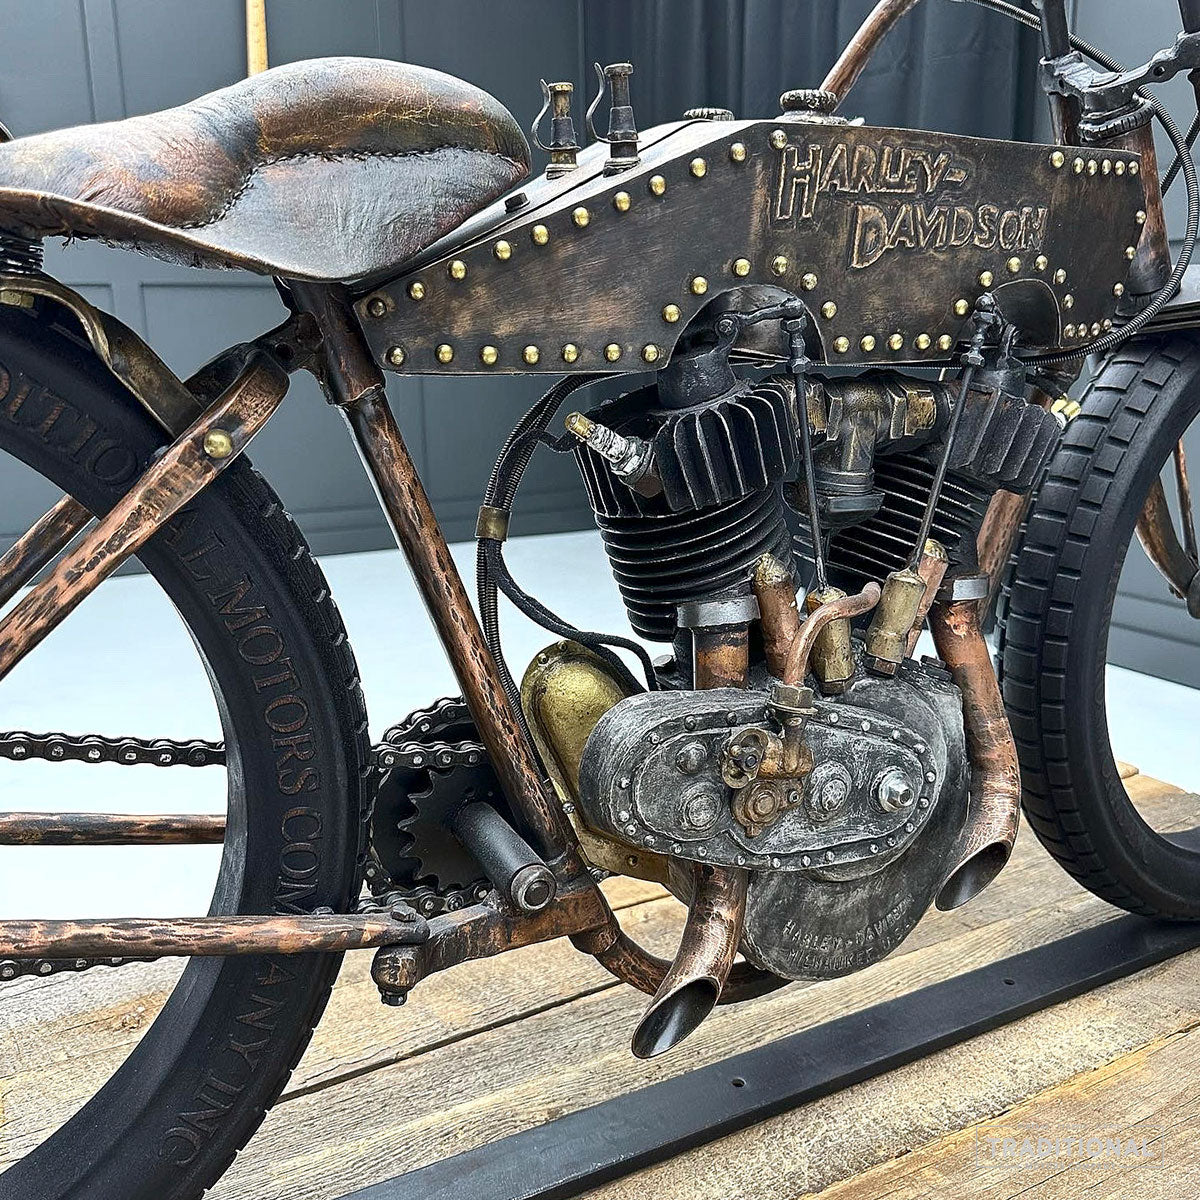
[475,504,510,543]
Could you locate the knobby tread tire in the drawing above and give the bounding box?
[998,332,1200,919]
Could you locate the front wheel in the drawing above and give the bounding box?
[999,333,1200,918]
[0,306,369,1199]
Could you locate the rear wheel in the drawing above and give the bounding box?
[0,307,369,1199]
[999,334,1200,917]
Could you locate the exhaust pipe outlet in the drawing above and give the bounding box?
[928,589,1021,911]
[631,863,748,1059]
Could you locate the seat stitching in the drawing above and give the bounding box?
[176,144,525,231]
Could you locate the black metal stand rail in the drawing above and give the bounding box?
[343,914,1200,1200]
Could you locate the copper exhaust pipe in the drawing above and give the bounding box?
[631,863,748,1059]
[630,621,752,1058]
[928,592,1021,910]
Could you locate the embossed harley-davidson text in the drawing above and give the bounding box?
[772,139,1048,269]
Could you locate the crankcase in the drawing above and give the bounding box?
[577,658,964,874]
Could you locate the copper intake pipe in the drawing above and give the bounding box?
[928,594,1022,910]
[784,581,881,685]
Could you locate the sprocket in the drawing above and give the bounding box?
[366,698,505,898]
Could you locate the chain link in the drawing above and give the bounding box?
[0,696,491,981]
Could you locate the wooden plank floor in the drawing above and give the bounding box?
[2,765,1199,1199]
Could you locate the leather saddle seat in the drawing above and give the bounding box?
[0,57,530,281]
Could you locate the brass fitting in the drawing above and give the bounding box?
[804,586,855,693]
[864,566,927,674]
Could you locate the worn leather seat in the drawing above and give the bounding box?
[0,57,530,282]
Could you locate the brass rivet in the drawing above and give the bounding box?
[448,259,467,280]
[480,345,498,366]
[915,333,932,350]
[1126,245,1137,260]
[1115,160,1127,175]
[366,296,388,318]
[1050,150,1065,169]
[572,206,591,227]
[436,343,454,364]
[1035,255,1048,271]
[1091,322,1102,336]
[1072,157,1085,174]
[801,271,818,291]
[1063,293,1074,308]
[523,345,540,365]
[821,301,838,320]
[203,429,234,459]
[860,334,876,352]
[386,345,406,366]
[1130,161,1140,175]
[732,257,751,277]
[1114,282,1125,297]
[937,334,953,351]
[642,344,661,363]
[1136,210,1147,225]
[604,343,622,362]
[953,298,969,316]
[493,240,512,261]
[613,190,631,212]
[1087,159,1098,175]
[770,129,787,150]
[1104,318,1114,330]
[408,280,426,300]
[729,142,747,162]
[833,336,850,354]
[1006,256,1021,274]
[649,175,667,196]
[561,343,580,363]
[662,303,682,323]
[1102,158,1112,174]
[1064,323,1076,337]
[690,157,707,178]
[979,270,994,287]
[532,224,550,245]
[690,275,709,295]
[1054,268,1067,284]
[771,255,788,276]
[888,333,904,351]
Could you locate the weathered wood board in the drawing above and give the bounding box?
[1,769,1197,1200]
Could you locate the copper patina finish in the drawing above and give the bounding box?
[0,495,91,608]
[0,811,225,846]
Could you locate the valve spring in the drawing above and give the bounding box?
[595,486,793,642]
[792,451,993,592]
[0,231,43,275]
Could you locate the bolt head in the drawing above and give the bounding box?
[386,345,406,366]
[877,769,915,812]
[366,296,387,318]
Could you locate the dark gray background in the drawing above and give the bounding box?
[0,0,1193,681]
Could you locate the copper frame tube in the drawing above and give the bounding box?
[822,0,925,106]
[928,595,1022,910]
[0,496,91,609]
[1136,476,1198,599]
[977,488,1030,611]
[783,581,881,685]
[1175,440,1198,562]
[0,811,225,846]
[0,912,426,960]
[0,353,288,682]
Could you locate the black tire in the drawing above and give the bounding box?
[999,333,1200,918]
[0,307,370,1199]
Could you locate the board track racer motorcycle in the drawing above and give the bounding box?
[5,0,1200,1195]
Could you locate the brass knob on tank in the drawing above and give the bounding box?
[533,80,580,177]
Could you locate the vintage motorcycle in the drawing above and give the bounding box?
[3,0,1200,1195]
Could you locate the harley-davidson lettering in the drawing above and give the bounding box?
[772,138,1048,269]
